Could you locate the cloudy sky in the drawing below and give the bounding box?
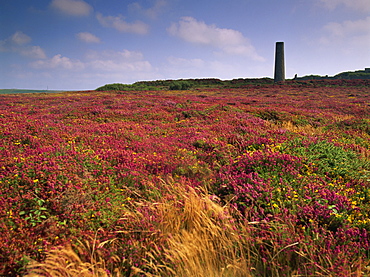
[1,0,369,90]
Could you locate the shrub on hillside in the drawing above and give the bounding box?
[96,83,129,91]
[169,81,192,90]
[96,83,159,91]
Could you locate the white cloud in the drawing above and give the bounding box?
[11,31,31,45]
[26,49,155,89]
[318,0,370,12]
[163,56,265,80]
[20,46,47,59]
[320,16,370,46]
[167,56,205,68]
[129,0,167,19]
[87,49,152,72]
[30,49,152,72]
[0,31,46,59]
[96,13,149,35]
[50,0,92,16]
[323,16,370,37]
[81,50,157,87]
[89,59,152,72]
[76,32,101,43]
[0,31,31,51]
[31,54,85,70]
[318,16,370,61]
[167,17,264,61]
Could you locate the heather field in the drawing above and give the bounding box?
[1,80,370,276]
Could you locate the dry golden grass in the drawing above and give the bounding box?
[142,178,252,277]
[25,178,252,277]
[24,239,122,277]
[267,120,325,136]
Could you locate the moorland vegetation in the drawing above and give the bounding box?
[1,79,370,276]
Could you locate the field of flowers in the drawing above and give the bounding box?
[1,80,370,276]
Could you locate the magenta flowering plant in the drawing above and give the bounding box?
[0,81,369,275]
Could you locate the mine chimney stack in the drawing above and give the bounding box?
[274,42,285,82]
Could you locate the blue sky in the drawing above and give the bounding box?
[1,0,369,90]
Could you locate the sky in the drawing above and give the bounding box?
[0,0,369,90]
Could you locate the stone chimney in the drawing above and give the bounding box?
[274,42,285,82]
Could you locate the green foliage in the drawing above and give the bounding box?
[282,139,368,180]
[96,78,276,91]
[96,83,127,91]
[335,70,370,80]
[95,83,160,91]
[96,78,370,92]
[169,81,192,90]
[334,118,370,135]
[19,198,49,227]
